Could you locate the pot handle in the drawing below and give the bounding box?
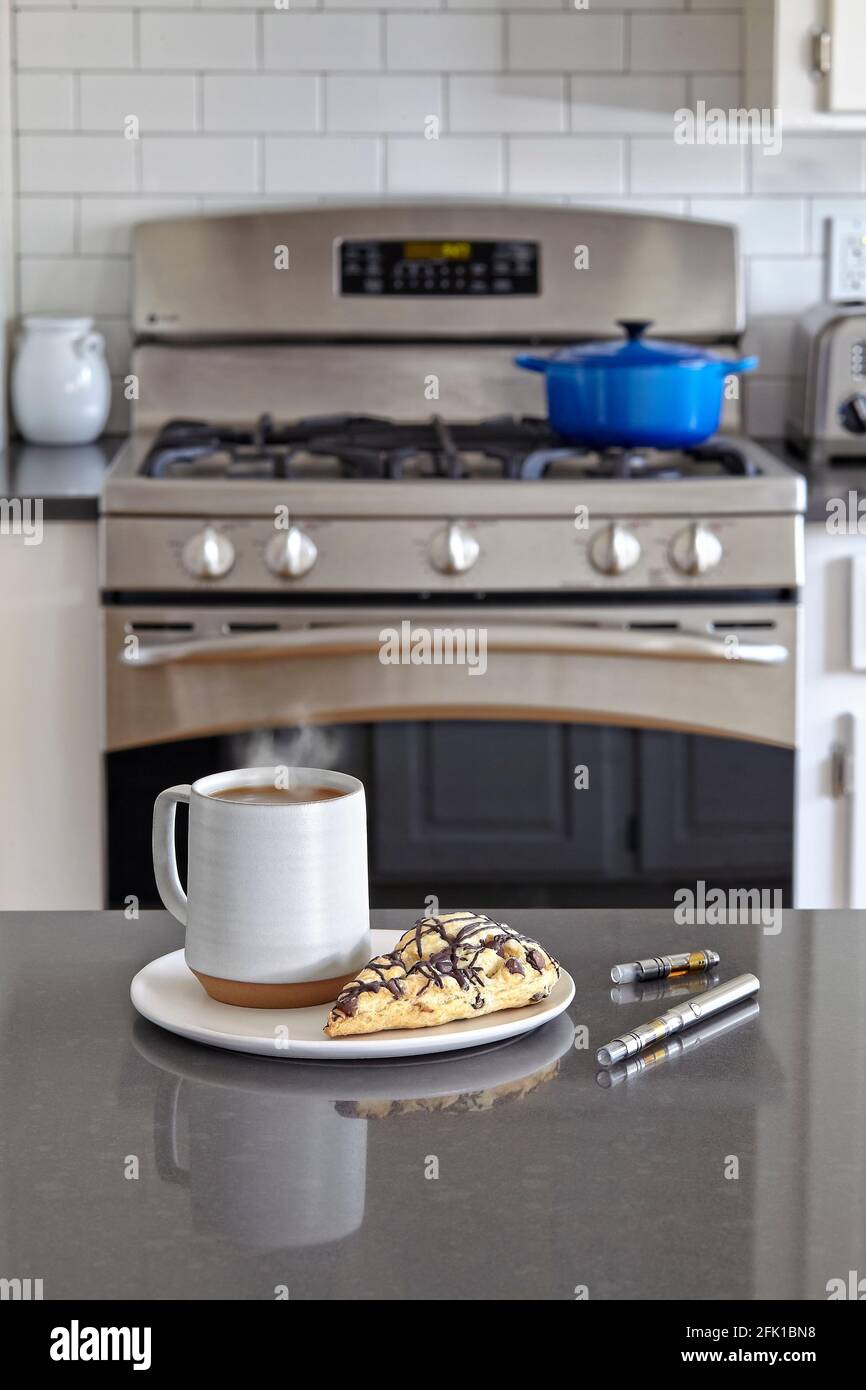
[514,353,549,372]
[724,355,760,375]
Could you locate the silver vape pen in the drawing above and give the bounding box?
[596,972,760,1068]
[610,949,720,985]
[596,999,760,1086]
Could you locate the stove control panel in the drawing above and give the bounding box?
[338,239,540,296]
[103,515,800,593]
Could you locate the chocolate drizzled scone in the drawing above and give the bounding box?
[324,911,560,1038]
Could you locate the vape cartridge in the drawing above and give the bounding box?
[610,948,720,986]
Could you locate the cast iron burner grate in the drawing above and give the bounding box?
[142,414,760,482]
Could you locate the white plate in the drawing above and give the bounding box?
[130,928,575,1061]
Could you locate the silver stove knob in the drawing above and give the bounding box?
[670,522,723,576]
[430,521,480,575]
[182,525,235,580]
[265,526,318,579]
[589,523,641,576]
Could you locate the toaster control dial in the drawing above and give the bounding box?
[840,394,866,435]
[430,522,480,575]
[670,523,723,576]
[590,523,641,576]
[182,525,235,580]
[265,526,318,579]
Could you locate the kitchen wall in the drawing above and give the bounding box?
[8,0,866,435]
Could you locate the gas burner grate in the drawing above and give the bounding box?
[141,414,762,483]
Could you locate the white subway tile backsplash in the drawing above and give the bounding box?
[688,75,743,111]
[743,318,800,379]
[94,320,133,378]
[19,137,137,195]
[509,138,624,196]
[387,137,503,195]
[4,0,849,424]
[203,77,319,134]
[17,13,134,70]
[141,138,258,195]
[631,139,745,194]
[751,138,863,195]
[140,14,257,72]
[689,198,807,256]
[327,77,441,135]
[79,197,198,255]
[574,195,688,217]
[450,77,565,134]
[386,16,501,73]
[16,75,75,133]
[80,77,197,134]
[263,15,381,72]
[630,15,740,73]
[747,257,823,317]
[19,256,130,317]
[508,15,624,72]
[744,378,789,439]
[18,198,76,255]
[265,138,380,195]
[570,76,686,134]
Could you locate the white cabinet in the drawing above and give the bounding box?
[747,0,866,130]
[0,521,103,907]
[795,523,866,908]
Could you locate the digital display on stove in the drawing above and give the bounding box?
[338,239,540,296]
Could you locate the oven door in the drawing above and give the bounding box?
[106,601,796,751]
[104,600,797,908]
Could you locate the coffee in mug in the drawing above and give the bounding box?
[208,784,345,805]
[152,766,370,1008]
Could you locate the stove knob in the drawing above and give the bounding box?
[589,523,641,576]
[670,522,723,576]
[840,394,866,434]
[430,521,480,575]
[181,525,235,580]
[265,526,318,579]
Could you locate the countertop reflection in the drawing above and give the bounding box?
[1,908,864,1299]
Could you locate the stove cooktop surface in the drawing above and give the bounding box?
[142,414,764,484]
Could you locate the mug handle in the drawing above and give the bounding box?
[152,784,191,926]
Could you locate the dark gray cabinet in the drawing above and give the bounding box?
[373,721,632,879]
[637,731,793,875]
[370,721,792,893]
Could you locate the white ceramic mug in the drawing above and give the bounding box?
[152,766,371,1007]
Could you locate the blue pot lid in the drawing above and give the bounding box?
[542,321,719,369]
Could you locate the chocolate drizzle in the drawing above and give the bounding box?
[328,911,559,1023]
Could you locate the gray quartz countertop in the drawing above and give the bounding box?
[0,436,124,520]
[2,908,864,1301]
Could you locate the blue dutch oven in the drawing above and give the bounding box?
[515,320,758,450]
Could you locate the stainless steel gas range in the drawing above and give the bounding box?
[101,203,805,910]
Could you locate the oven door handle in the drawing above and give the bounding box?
[120,623,789,667]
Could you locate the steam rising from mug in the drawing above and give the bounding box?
[231,726,344,774]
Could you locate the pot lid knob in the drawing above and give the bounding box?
[617,319,654,342]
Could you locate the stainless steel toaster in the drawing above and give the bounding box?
[786,302,866,463]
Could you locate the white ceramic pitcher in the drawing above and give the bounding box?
[11,315,111,445]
